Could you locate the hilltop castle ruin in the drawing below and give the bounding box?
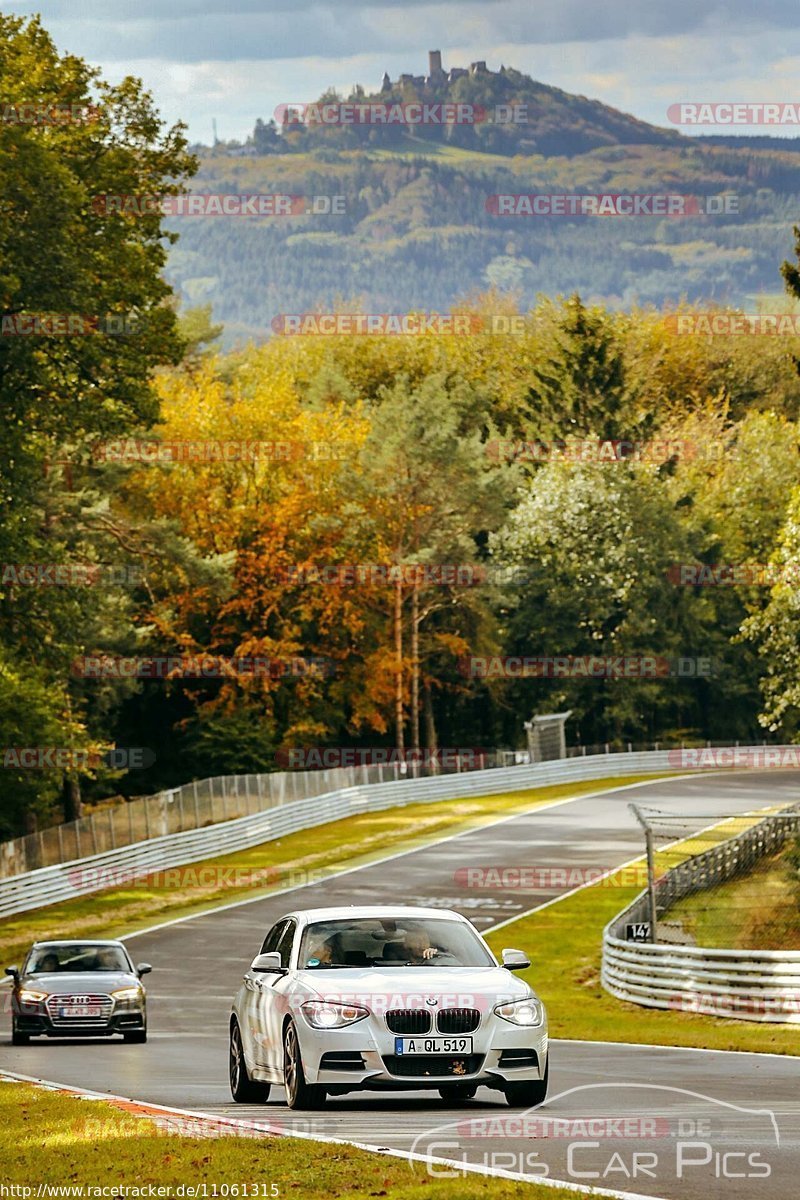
[381,50,496,92]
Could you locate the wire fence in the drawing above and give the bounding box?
[0,752,517,879]
[0,735,787,880]
[625,803,800,948]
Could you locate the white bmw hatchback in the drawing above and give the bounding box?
[229,905,548,1109]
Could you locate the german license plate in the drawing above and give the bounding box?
[395,1036,472,1055]
[59,1005,102,1018]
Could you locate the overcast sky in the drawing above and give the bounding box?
[5,1,800,143]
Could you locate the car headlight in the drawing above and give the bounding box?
[111,987,143,1002]
[494,997,544,1026]
[301,1001,368,1029]
[18,989,47,1005]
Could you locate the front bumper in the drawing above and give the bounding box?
[14,999,146,1037]
[300,1014,548,1091]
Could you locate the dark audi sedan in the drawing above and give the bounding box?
[6,940,151,1044]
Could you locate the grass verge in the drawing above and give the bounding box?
[486,808,800,1056]
[666,842,800,950]
[0,774,663,968]
[0,1079,580,1198]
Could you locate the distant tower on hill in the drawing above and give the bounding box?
[381,52,494,91]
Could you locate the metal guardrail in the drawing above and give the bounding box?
[1,757,511,879]
[1,739,781,878]
[0,747,683,919]
[602,805,800,1024]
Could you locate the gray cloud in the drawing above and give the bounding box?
[6,0,799,63]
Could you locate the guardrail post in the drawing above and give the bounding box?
[108,808,116,850]
[57,824,64,862]
[128,802,134,844]
[630,803,658,943]
[193,780,200,828]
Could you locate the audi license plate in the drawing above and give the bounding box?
[395,1036,473,1055]
[59,1005,102,1018]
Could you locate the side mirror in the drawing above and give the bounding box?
[250,952,284,973]
[501,948,531,972]
[136,963,152,978]
[4,966,19,982]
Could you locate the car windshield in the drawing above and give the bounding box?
[27,944,131,974]
[298,917,495,968]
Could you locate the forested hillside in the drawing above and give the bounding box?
[166,141,800,341]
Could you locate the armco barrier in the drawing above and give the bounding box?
[602,804,800,1023]
[0,748,681,919]
[0,758,493,878]
[0,744,795,922]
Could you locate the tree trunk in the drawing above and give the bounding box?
[393,573,405,760]
[63,774,83,822]
[423,681,438,773]
[410,579,420,771]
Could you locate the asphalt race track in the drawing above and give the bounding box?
[3,771,800,1200]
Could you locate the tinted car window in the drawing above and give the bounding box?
[27,944,131,974]
[298,917,494,968]
[260,920,288,955]
[275,920,296,968]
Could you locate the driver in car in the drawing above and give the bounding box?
[403,929,441,963]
